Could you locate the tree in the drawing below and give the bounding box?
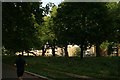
[2,2,44,55]
[39,3,57,56]
[52,2,111,58]
[106,2,120,56]
[106,2,119,42]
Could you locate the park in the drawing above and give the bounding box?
[2,1,120,80]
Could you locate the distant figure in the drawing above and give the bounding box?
[14,54,26,80]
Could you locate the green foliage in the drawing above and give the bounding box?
[115,2,120,43]
[106,2,120,43]
[2,2,43,53]
[39,6,57,46]
[3,2,120,57]
[50,5,58,18]
[37,4,58,48]
[106,2,118,10]
[100,41,110,50]
[52,2,112,57]
[54,2,109,43]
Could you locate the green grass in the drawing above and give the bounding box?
[2,56,120,80]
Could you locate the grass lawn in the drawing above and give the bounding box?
[2,56,120,80]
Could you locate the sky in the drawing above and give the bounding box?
[41,0,119,7]
[41,0,63,7]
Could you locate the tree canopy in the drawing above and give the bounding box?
[52,2,115,57]
[2,2,120,57]
[2,2,44,53]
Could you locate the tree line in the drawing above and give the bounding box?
[2,2,120,58]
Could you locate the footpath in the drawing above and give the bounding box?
[2,64,49,80]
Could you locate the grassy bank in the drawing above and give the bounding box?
[2,56,120,80]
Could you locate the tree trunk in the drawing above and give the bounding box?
[96,43,101,57]
[64,44,68,57]
[80,11,86,59]
[27,53,29,56]
[42,46,46,56]
[52,45,55,56]
[22,51,24,56]
[116,48,118,56]
[80,44,84,59]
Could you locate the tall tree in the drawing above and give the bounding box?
[52,2,111,58]
[2,2,44,55]
[39,4,57,56]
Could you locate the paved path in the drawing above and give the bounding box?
[2,64,49,80]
